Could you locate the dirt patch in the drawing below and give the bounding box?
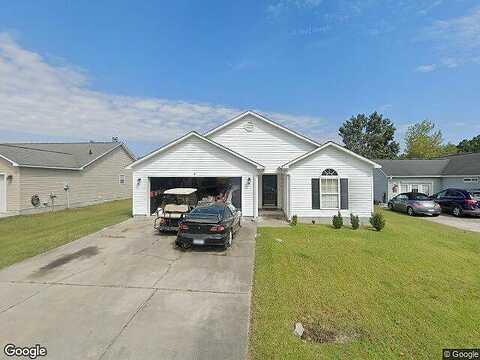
[300,319,365,344]
[32,246,99,277]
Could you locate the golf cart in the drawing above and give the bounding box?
[154,188,198,232]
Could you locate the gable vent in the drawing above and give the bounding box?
[244,120,254,132]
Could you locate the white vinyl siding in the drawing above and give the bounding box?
[131,136,258,217]
[18,147,133,213]
[287,146,374,219]
[208,114,316,173]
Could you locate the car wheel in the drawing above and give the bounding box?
[388,203,393,210]
[452,206,463,217]
[407,207,415,216]
[226,230,233,249]
[432,214,440,217]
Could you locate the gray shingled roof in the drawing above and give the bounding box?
[437,153,480,175]
[376,153,480,176]
[0,142,127,169]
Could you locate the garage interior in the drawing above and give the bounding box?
[149,177,242,214]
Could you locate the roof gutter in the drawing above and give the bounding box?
[0,154,19,167]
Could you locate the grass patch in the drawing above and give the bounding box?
[250,209,480,359]
[0,200,131,269]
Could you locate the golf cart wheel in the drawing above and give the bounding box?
[407,207,415,216]
[452,206,462,217]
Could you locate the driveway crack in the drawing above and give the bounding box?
[98,288,157,360]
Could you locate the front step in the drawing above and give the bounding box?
[259,209,286,220]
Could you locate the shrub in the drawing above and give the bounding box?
[332,211,343,229]
[350,213,360,230]
[369,212,386,231]
[290,215,298,226]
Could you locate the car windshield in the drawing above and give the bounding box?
[469,191,480,200]
[189,206,225,218]
[410,193,430,201]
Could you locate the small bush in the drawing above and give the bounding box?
[332,211,343,229]
[290,215,298,226]
[369,212,386,231]
[350,213,360,230]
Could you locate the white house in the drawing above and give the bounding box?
[127,111,381,222]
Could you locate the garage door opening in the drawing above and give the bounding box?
[149,177,242,215]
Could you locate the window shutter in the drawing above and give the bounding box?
[340,178,349,209]
[312,178,320,209]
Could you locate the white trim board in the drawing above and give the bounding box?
[0,173,6,213]
[282,141,382,169]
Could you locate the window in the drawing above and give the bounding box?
[446,190,465,198]
[322,168,338,176]
[399,183,432,195]
[119,174,126,185]
[321,168,339,209]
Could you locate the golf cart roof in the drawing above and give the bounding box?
[163,188,197,195]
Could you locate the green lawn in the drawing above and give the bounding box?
[0,199,131,269]
[250,210,480,359]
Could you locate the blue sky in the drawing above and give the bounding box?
[0,0,479,156]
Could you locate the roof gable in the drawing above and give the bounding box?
[126,131,264,170]
[282,141,381,169]
[0,142,135,170]
[204,111,321,147]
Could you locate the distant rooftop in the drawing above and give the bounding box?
[376,152,480,177]
[0,142,133,170]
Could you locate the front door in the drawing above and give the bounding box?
[262,175,277,208]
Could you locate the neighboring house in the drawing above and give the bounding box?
[0,142,135,216]
[374,152,480,203]
[127,111,381,223]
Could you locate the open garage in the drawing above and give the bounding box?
[149,177,242,214]
[127,132,264,217]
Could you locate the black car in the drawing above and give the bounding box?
[176,203,241,250]
[430,188,480,217]
[388,192,441,216]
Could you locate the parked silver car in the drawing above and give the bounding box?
[388,192,441,216]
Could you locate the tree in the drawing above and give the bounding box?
[457,135,480,153]
[403,120,456,159]
[339,112,400,159]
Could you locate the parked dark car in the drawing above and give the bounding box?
[176,203,241,250]
[430,188,480,217]
[388,192,441,216]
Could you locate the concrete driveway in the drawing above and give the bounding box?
[0,218,256,360]
[423,213,480,233]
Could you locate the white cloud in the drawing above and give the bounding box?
[267,0,323,18]
[415,64,436,72]
[419,7,480,68]
[428,7,480,50]
[0,33,328,150]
